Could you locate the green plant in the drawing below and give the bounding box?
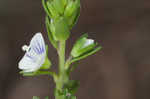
[18,0,102,99]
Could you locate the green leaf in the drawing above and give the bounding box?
[42,0,51,18]
[51,17,70,41]
[71,46,102,63]
[45,16,58,49]
[33,96,40,99]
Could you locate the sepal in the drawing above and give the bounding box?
[64,0,80,17]
[40,45,52,69]
[71,34,97,57]
[46,16,58,49]
[67,7,80,29]
[46,1,59,18]
[64,0,80,28]
[42,0,51,17]
[71,46,102,63]
[46,0,65,18]
[70,34,102,63]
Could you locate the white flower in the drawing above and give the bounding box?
[18,33,46,72]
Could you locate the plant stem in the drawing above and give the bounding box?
[55,40,68,99]
[58,40,66,74]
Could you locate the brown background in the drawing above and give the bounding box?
[0,0,150,99]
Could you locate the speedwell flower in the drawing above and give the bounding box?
[18,33,46,73]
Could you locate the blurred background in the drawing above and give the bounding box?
[0,0,150,99]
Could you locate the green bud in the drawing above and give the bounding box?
[71,34,97,57]
[46,1,59,18]
[46,0,65,18]
[64,1,76,17]
[64,0,80,28]
[68,7,80,28]
[50,17,70,41]
[64,0,80,17]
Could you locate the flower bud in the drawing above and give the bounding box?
[46,0,65,18]
[71,34,97,57]
[46,1,59,18]
[64,0,80,17]
[64,0,80,28]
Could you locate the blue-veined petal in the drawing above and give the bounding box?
[18,32,46,72]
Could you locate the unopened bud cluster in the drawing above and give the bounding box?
[43,0,80,42]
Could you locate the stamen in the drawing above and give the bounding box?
[22,45,29,51]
